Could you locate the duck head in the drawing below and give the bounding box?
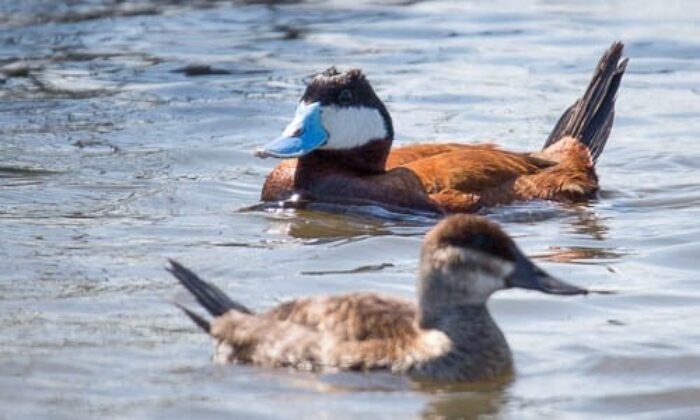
[418,215,587,325]
[256,67,394,173]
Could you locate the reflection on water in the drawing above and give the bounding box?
[261,207,435,242]
[537,246,627,264]
[565,205,610,241]
[2,0,700,418]
[422,390,507,419]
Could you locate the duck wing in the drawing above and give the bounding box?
[169,261,428,370]
[210,293,423,371]
[386,143,489,167]
[395,145,553,194]
[264,292,418,342]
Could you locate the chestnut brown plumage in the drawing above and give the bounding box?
[260,42,627,213]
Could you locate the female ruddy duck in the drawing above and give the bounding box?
[169,215,587,382]
[257,42,628,213]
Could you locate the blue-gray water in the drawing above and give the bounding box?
[1,0,700,418]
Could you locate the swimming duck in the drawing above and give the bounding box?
[169,214,587,382]
[256,42,628,213]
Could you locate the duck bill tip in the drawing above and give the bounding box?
[254,148,271,158]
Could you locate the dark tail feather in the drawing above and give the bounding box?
[544,41,628,163]
[175,302,211,333]
[167,259,252,318]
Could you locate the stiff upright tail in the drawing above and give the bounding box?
[167,259,252,333]
[544,41,628,163]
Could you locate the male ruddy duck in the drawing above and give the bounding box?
[257,42,628,213]
[169,215,587,382]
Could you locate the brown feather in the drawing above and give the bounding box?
[260,139,597,213]
[260,42,627,212]
[207,293,442,372]
[265,293,417,341]
[172,215,591,382]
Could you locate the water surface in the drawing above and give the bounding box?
[2,0,700,418]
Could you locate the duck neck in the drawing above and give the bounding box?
[294,137,392,187]
[417,303,513,381]
[419,303,492,331]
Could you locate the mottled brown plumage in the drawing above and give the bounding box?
[170,215,588,382]
[259,42,627,213]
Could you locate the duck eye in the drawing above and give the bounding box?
[338,89,353,105]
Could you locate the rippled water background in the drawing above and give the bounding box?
[1,0,700,417]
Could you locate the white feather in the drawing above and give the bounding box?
[320,105,387,150]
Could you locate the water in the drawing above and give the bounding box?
[1,0,700,417]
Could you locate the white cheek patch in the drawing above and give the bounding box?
[467,269,508,301]
[320,106,387,150]
[430,247,513,302]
